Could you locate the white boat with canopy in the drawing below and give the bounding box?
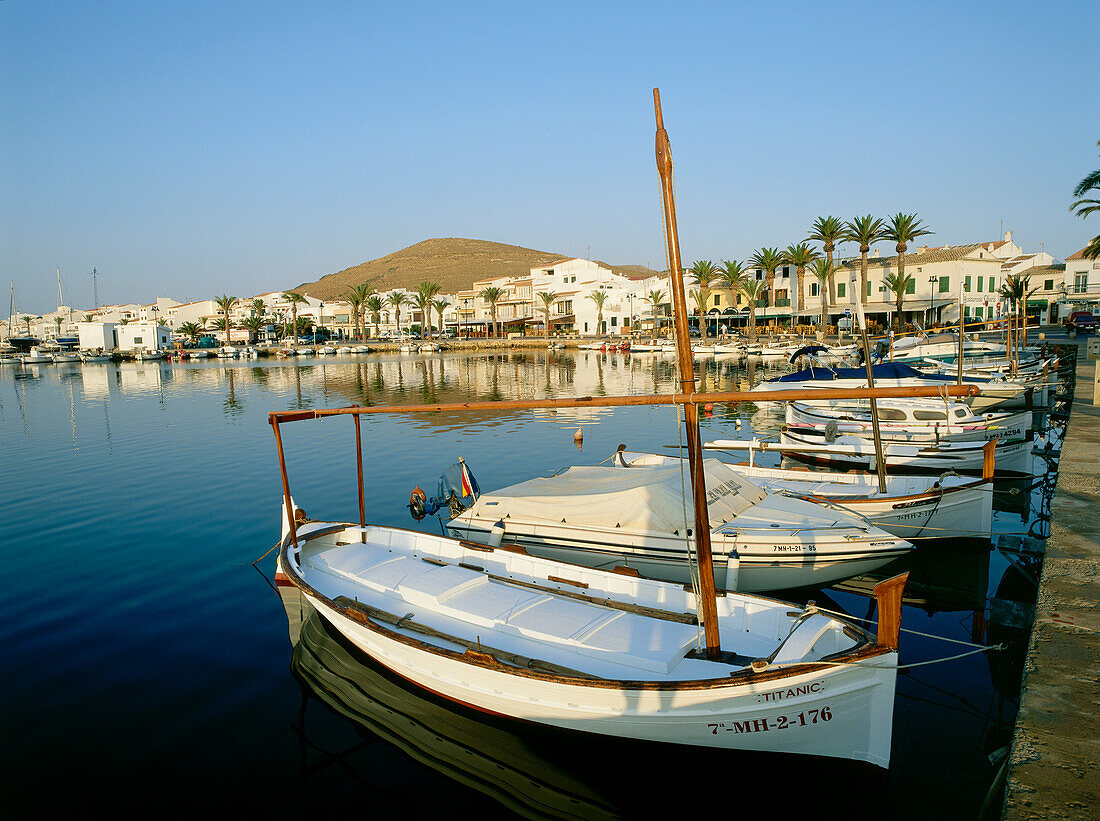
[443,458,912,592]
[613,450,994,540]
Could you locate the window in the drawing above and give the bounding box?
[810,283,818,296]
[964,276,971,292]
[975,307,983,319]
[1075,274,1087,293]
[611,316,617,327]
[938,276,949,293]
[913,410,947,421]
[905,279,915,294]
[714,295,721,306]
[133,336,143,344]
[988,277,996,292]
[977,276,984,293]
[1045,279,1054,290]
[837,282,846,298]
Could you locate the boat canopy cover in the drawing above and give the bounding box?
[788,344,829,362]
[465,460,767,533]
[769,362,932,383]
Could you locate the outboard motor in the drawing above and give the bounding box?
[408,458,481,521]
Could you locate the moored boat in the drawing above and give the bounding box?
[785,399,1032,444]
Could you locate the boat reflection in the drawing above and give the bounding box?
[278,590,888,820]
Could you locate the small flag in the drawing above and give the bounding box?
[459,460,474,498]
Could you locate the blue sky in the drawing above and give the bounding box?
[3,0,1097,313]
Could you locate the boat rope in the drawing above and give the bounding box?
[809,602,1008,649]
[802,644,1008,671]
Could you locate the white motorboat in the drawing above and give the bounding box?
[444,459,912,593]
[422,342,442,352]
[217,346,238,358]
[785,399,1032,444]
[189,349,212,359]
[751,361,1033,411]
[134,349,166,360]
[20,346,53,364]
[319,345,337,355]
[889,332,1006,363]
[713,343,744,355]
[732,429,1033,474]
[615,450,993,540]
[295,347,314,357]
[51,351,81,362]
[243,347,259,359]
[275,502,904,768]
[578,341,605,350]
[80,351,112,362]
[354,345,370,354]
[336,346,353,355]
[398,343,418,353]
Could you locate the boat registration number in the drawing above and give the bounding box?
[708,707,833,735]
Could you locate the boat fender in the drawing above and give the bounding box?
[488,521,505,547]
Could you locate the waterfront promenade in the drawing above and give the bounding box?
[1003,336,1100,818]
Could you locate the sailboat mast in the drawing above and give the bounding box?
[652,89,721,659]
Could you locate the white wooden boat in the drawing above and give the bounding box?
[615,450,994,540]
[51,351,81,362]
[785,399,1032,444]
[398,343,418,353]
[189,349,212,359]
[216,346,238,358]
[275,504,904,768]
[20,346,53,364]
[80,351,112,362]
[354,345,370,354]
[336,346,353,355]
[731,429,1033,474]
[578,341,605,350]
[713,343,743,355]
[422,342,442,352]
[134,349,166,361]
[319,345,337,355]
[243,347,259,358]
[444,459,912,592]
[889,332,1006,363]
[295,347,314,356]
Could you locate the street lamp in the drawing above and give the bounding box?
[928,275,938,328]
[318,301,324,343]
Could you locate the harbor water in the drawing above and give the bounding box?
[2,350,1058,818]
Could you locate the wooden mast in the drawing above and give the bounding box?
[653,89,721,659]
[849,270,888,493]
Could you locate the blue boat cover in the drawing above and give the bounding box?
[769,362,945,383]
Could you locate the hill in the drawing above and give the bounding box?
[292,238,657,299]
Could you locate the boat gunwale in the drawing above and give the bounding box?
[277,523,893,691]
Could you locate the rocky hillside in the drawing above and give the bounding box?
[293,237,656,299]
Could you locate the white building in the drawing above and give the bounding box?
[116,321,172,352]
[76,321,119,351]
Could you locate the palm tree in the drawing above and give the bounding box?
[178,321,202,344]
[251,298,266,318]
[689,259,718,288]
[21,315,35,336]
[365,294,384,339]
[713,260,747,327]
[883,272,915,331]
[282,292,308,343]
[241,314,265,344]
[386,291,408,337]
[841,216,887,307]
[644,289,666,335]
[806,216,845,307]
[884,213,933,325]
[782,243,820,320]
[690,286,712,342]
[431,298,449,338]
[53,316,63,337]
[809,259,835,332]
[586,290,609,336]
[748,247,783,307]
[738,279,767,343]
[215,294,239,345]
[537,291,558,337]
[999,273,1027,374]
[345,284,370,341]
[1071,139,1100,259]
[414,281,442,338]
[479,286,504,338]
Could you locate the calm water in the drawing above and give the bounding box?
[1,351,1055,817]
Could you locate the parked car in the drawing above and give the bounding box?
[1064,311,1098,333]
